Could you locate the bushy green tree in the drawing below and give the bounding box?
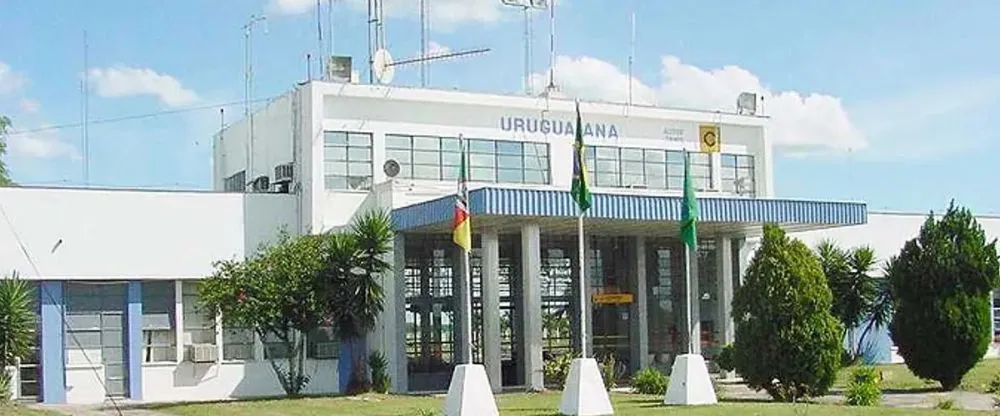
[199,231,326,396]
[0,116,16,186]
[732,224,843,402]
[887,201,999,390]
[816,241,882,361]
[0,273,35,401]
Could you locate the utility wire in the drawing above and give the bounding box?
[6,96,281,137]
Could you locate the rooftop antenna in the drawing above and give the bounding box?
[627,2,636,113]
[500,1,546,95]
[315,0,323,80]
[327,0,335,56]
[243,14,267,185]
[367,0,386,84]
[544,0,557,95]
[419,0,429,87]
[375,47,492,85]
[81,30,90,186]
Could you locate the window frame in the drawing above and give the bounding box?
[323,131,374,191]
[384,134,550,185]
[585,146,714,191]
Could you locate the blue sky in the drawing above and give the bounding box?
[1,0,999,214]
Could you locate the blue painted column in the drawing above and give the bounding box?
[338,338,368,393]
[39,280,65,404]
[125,281,143,400]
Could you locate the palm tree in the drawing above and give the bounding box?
[320,209,394,394]
[0,272,35,401]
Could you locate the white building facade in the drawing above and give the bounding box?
[1,82,996,404]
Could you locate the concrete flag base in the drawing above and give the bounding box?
[663,353,718,406]
[442,364,499,416]
[558,358,614,416]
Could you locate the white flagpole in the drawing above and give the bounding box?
[577,210,588,358]
[684,242,695,354]
[459,134,473,365]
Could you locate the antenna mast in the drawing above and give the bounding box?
[627,3,635,111]
[82,30,90,186]
[419,0,430,86]
[545,0,556,94]
[243,14,266,185]
[367,0,385,83]
[316,0,323,80]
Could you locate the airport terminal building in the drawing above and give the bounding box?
[3,82,999,404]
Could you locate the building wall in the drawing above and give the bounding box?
[214,92,297,192]
[0,187,339,404]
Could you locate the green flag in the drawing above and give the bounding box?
[680,151,698,249]
[570,101,592,212]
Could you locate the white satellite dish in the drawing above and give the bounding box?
[372,48,395,84]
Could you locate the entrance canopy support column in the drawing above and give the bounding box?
[521,223,544,391]
[481,230,502,393]
[391,234,408,393]
[632,236,649,371]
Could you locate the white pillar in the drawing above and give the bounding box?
[521,224,544,391]
[688,244,701,355]
[633,236,649,370]
[392,234,409,393]
[717,237,734,346]
[481,231,502,392]
[174,280,185,363]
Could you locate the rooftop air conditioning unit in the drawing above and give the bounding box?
[325,56,352,82]
[274,163,294,184]
[185,344,218,363]
[250,175,270,192]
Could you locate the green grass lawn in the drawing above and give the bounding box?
[0,404,60,416]
[835,358,1000,393]
[153,392,988,416]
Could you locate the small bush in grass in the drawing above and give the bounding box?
[716,344,735,373]
[544,351,576,389]
[987,373,1000,394]
[632,368,668,395]
[845,366,882,406]
[598,353,621,390]
[935,398,956,410]
[369,350,391,394]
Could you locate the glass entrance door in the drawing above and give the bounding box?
[404,243,456,392]
[589,237,634,380]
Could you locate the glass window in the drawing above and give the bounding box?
[307,327,339,359]
[584,146,714,191]
[323,131,373,190]
[383,135,550,185]
[721,153,755,196]
[182,282,215,347]
[222,326,254,361]
[141,281,175,363]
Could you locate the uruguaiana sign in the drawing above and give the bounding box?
[500,116,620,139]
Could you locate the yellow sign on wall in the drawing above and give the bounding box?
[699,124,721,153]
[593,293,634,305]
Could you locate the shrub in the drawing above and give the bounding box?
[716,344,735,373]
[845,366,882,406]
[631,368,668,395]
[988,373,1000,394]
[597,353,621,390]
[935,398,956,410]
[888,202,1000,391]
[544,351,575,389]
[0,275,35,402]
[731,224,843,402]
[369,350,391,394]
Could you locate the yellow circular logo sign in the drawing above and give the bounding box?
[701,131,717,148]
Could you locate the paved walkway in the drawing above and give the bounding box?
[719,383,999,412]
[30,403,172,416]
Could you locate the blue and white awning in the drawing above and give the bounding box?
[392,187,867,233]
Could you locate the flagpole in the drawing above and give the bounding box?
[684,242,695,354]
[577,209,588,358]
[459,134,473,365]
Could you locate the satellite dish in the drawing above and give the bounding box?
[372,48,395,84]
[383,159,401,178]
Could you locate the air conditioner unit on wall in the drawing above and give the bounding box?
[274,163,293,184]
[185,344,218,363]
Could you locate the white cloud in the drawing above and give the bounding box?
[529,55,867,152]
[427,41,451,56]
[0,61,27,94]
[270,0,510,25]
[6,127,80,161]
[18,98,40,114]
[87,66,200,108]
